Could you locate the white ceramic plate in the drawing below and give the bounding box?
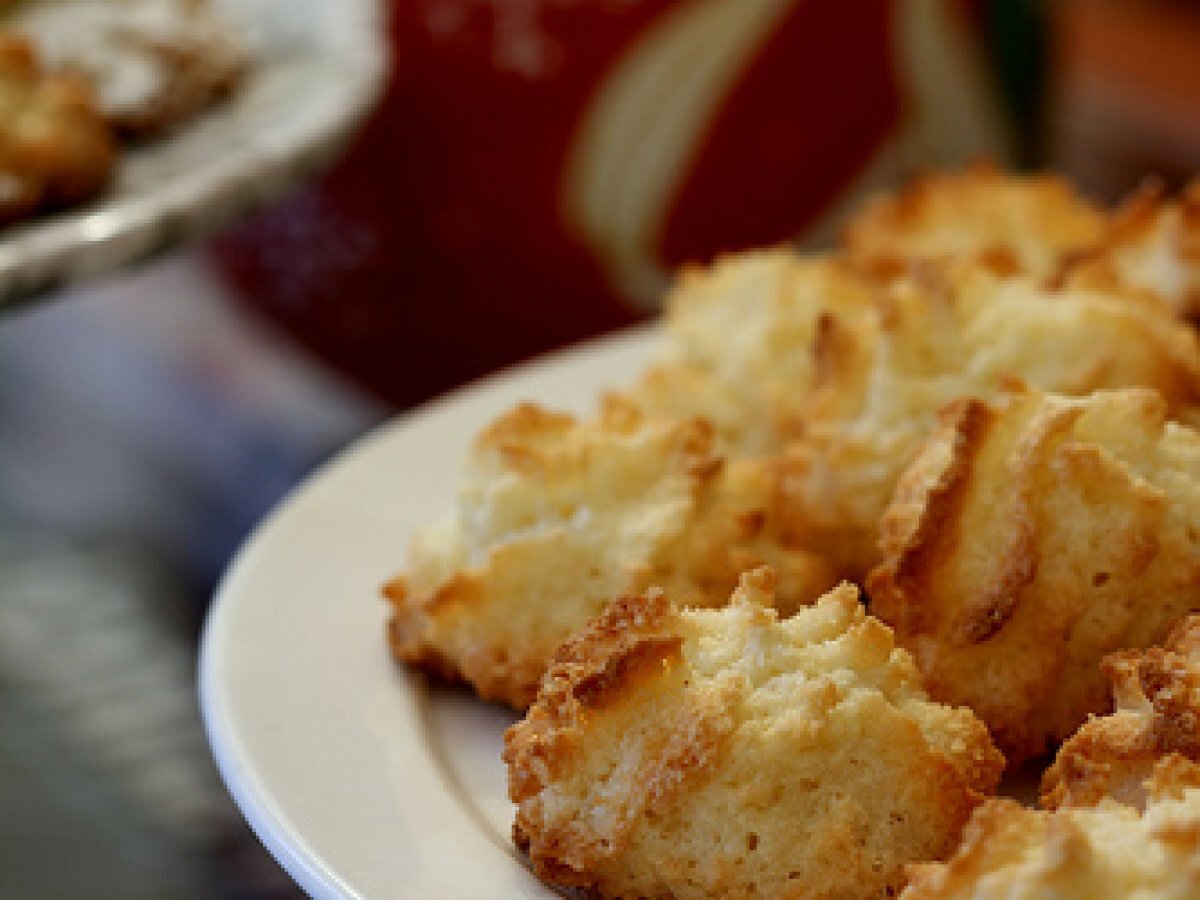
[200,326,660,899]
[0,0,386,309]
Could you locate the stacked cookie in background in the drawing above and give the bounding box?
[386,166,1200,898]
[0,0,245,223]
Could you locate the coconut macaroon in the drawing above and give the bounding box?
[505,568,1004,900]
[631,252,1200,578]
[844,166,1200,323]
[628,238,1200,464]
[902,770,1200,899]
[778,264,1200,577]
[869,385,1200,764]
[841,164,1107,279]
[385,400,838,709]
[0,30,114,223]
[1042,616,1200,811]
[622,248,877,455]
[1063,179,1200,321]
[9,0,247,139]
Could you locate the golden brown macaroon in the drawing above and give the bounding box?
[0,30,114,223]
[385,399,838,709]
[1042,616,1200,811]
[869,385,1200,764]
[841,163,1107,279]
[902,769,1200,899]
[1063,179,1200,322]
[630,251,1200,578]
[843,164,1200,323]
[505,569,1004,900]
[779,263,1200,577]
[9,0,246,139]
[621,248,877,455]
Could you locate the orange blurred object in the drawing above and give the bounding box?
[1052,0,1200,199]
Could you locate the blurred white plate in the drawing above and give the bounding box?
[199,326,659,899]
[0,0,386,309]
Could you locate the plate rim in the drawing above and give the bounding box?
[0,0,389,311]
[199,324,660,898]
